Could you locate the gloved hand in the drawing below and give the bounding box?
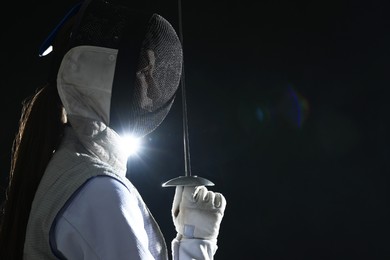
[172,186,226,240]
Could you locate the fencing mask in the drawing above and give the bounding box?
[40,0,183,138]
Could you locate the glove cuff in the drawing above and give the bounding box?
[174,233,218,244]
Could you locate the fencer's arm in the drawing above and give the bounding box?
[171,186,227,260]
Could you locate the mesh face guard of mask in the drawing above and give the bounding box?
[39,0,183,137]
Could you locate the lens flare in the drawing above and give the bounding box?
[248,84,310,129]
[276,85,309,128]
[120,135,142,157]
[40,45,53,57]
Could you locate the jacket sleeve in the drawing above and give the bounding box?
[171,234,218,260]
[52,176,156,260]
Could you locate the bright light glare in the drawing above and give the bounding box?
[40,46,53,57]
[120,135,142,157]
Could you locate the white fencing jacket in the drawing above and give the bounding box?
[24,122,218,259]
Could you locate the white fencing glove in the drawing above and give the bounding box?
[172,186,226,240]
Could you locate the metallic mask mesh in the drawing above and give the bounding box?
[70,0,183,136]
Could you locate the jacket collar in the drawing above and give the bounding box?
[64,115,128,177]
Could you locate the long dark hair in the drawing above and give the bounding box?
[0,83,65,259]
[0,12,75,259]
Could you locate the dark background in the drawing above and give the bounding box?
[1,0,389,259]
